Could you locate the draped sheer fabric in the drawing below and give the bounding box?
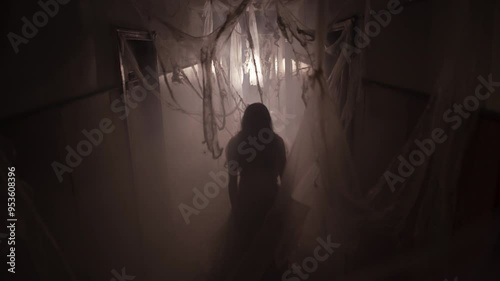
[121,0,494,280]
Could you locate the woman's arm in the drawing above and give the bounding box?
[226,138,239,211]
[277,135,287,181]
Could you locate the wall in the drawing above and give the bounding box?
[3,0,197,280]
[347,0,500,278]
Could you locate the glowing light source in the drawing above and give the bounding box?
[247,4,262,86]
[248,53,263,86]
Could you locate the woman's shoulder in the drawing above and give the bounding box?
[227,131,284,149]
[227,132,242,147]
[226,132,244,155]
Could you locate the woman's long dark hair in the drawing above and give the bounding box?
[240,103,273,135]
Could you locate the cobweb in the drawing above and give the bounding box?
[1,0,494,280]
[122,0,491,280]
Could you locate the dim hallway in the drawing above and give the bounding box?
[3,0,500,281]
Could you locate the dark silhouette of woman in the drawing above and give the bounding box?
[207,103,286,281]
[226,102,286,244]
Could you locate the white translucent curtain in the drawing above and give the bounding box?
[217,1,365,280]
[230,23,243,98]
[128,0,256,159]
[218,0,498,279]
[365,0,497,246]
[245,5,263,90]
[203,0,214,35]
[121,0,498,279]
[325,19,363,132]
[293,0,497,263]
[276,8,364,281]
[281,0,496,259]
